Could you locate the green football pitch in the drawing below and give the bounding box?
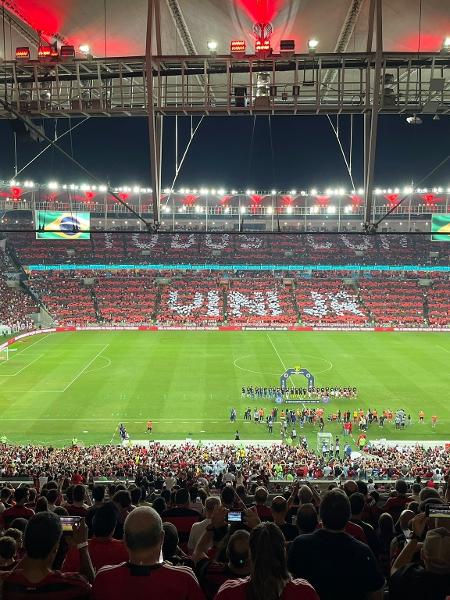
[0,330,449,447]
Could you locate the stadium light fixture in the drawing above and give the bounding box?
[163,187,170,194]
[133,186,140,193]
[211,188,216,195]
[99,185,107,192]
[325,188,333,195]
[358,188,364,195]
[230,40,246,57]
[308,38,319,52]
[47,181,59,190]
[267,206,273,214]
[271,189,277,195]
[16,47,30,61]
[218,188,225,196]
[291,189,297,195]
[245,189,251,195]
[310,188,318,195]
[286,206,293,214]
[442,37,450,52]
[79,44,91,54]
[207,40,218,53]
[224,206,230,214]
[374,188,382,195]
[240,206,246,213]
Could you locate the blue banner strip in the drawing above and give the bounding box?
[25,263,450,272]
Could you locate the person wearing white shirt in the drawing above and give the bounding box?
[188,496,220,553]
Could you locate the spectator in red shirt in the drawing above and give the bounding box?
[1,487,34,529]
[215,522,319,600]
[383,480,411,522]
[253,487,272,522]
[63,502,128,573]
[91,506,204,600]
[0,512,93,599]
[67,485,89,518]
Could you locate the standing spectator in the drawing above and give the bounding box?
[67,486,89,518]
[215,522,318,600]
[0,512,92,598]
[349,492,380,557]
[288,490,384,600]
[296,504,319,535]
[91,507,204,600]
[252,488,272,522]
[390,513,450,599]
[63,502,128,573]
[1,488,34,529]
[85,485,106,534]
[383,480,410,523]
[270,496,298,542]
[0,537,17,571]
[188,496,221,553]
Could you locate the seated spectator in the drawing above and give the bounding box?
[390,513,450,600]
[67,485,89,518]
[0,512,92,598]
[215,522,319,600]
[288,489,384,600]
[296,503,319,535]
[0,536,17,571]
[1,488,34,529]
[188,496,220,553]
[270,496,298,541]
[91,506,204,600]
[63,502,128,573]
[252,487,272,522]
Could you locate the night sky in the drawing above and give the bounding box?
[0,113,449,190]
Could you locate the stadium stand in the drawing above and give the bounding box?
[6,232,448,266]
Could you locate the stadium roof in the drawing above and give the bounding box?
[3,0,450,59]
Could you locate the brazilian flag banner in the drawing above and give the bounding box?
[35,211,90,240]
[431,214,450,242]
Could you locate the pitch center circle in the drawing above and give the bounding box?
[233,354,333,377]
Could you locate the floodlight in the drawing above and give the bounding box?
[207,40,218,52]
[240,206,246,213]
[291,189,297,195]
[79,44,90,54]
[308,38,319,52]
[406,115,422,125]
[442,37,450,52]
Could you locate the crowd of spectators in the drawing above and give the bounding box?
[0,441,448,492]
[0,443,449,599]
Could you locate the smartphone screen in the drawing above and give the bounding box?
[60,516,81,533]
[228,511,242,522]
[426,504,450,519]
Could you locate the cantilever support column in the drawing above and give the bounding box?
[145,0,162,227]
[364,0,383,227]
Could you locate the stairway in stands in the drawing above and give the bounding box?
[90,288,102,323]
[354,281,375,324]
[422,290,430,326]
[289,282,301,324]
[152,283,163,322]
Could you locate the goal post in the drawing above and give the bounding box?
[317,432,333,454]
[0,348,17,362]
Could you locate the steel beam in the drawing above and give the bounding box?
[145,0,161,227]
[364,0,382,227]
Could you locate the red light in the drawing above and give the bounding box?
[38,45,58,60]
[118,192,129,201]
[11,187,22,200]
[84,191,95,201]
[38,45,52,58]
[16,47,30,60]
[385,193,399,205]
[351,194,362,206]
[255,40,271,57]
[182,194,198,206]
[280,195,293,206]
[231,40,246,56]
[316,195,330,207]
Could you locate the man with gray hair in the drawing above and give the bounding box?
[92,506,204,600]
